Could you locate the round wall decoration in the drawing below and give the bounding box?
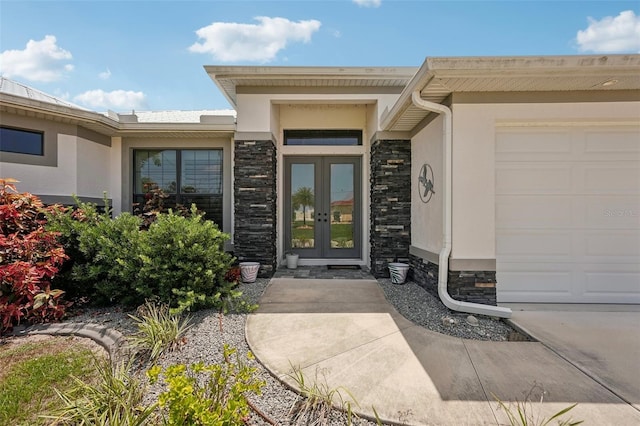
[418,163,435,203]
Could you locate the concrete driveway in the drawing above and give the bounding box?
[508,308,640,412]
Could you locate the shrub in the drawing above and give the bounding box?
[47,196,236,312]
[128,301,193,363]
[147,345,265,425]
[47,356,158,425]
[136,206,233,314]
[0,178,69,334]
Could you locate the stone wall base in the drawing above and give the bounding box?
[409,254,497,306]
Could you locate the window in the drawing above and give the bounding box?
[284,130,362,146]
[133,149,223,225]
[0,126,44,155]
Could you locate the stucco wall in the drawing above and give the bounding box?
[411,115,444,257]
[279,104,368,131]
[236,93,401,134]
[1,113,111,201]
[451,101,640,262]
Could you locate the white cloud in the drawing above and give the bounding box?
[189,16,321,62]
[353,0,381,7]
[98,68,112,80]
[576,10,640,53]
[0,35,74,82]
[73,89,146,111]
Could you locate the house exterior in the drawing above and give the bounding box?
[2,54,639,312]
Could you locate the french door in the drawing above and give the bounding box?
[284,157,361,259]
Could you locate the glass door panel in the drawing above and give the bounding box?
[288,161,320,257]
[329,163,354,249]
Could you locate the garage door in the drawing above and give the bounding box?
[496,126,640,303]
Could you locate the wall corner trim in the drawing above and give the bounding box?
[409,245,440,265]
[234,131,276,142]
[449,258,497,272]
[371,130,411,143]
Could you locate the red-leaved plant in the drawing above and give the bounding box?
[0,178,69,334]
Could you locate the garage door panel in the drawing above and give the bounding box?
[496,131,571,155]
[496,196,573,229]
[580,164,640,194]
[584,270,640,300]
[585,196,640,230]
[585,130,640,155]
[496,165,571,194]
[496,231,572,258]
[582,231,640,259]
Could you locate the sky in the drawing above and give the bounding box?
[1,0,639,113]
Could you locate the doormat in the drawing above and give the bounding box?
[327,265,360,270]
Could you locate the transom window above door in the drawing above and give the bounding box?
[284,130,362,146]
[133,149,223,226]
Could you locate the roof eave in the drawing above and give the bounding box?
[381,54,640,132]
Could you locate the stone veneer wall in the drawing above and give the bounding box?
[447,270,497,305]
[370,139,411,277]
[233,140,277,277]
[409,254,497,306]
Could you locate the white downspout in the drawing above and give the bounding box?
[411,91,512,319]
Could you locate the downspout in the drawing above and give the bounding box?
[411,91,512,319]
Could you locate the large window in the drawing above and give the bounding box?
[0,126,44,155]
[284,130,362,146]
[133,149,223,225]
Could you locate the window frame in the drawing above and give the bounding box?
[0,125,44,156]
[132,148,224,225]
[284,129,362,146]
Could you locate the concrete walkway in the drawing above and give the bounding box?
[246,278,640,425]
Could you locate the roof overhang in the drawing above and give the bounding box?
[1,94,236,138]
[204,65,418,108]
[382,54,640,132]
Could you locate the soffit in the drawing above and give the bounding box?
[205,66,418,107]
[383,55,640,132]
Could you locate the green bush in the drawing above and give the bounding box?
[46,200,143,305]
[128,301,193,363]
[136,206,233,314]
[147,345,265,425]
[47,199,235,313]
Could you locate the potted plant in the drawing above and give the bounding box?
[388,262,410,284]
[239,262,260,283]
[285,252,299,269]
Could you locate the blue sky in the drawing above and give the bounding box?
[1,0,638,112]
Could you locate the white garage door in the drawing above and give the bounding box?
[496,126,640,304]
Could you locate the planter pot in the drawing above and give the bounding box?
[239,262,260,283]
[286,253,299,269]
[388,262,410,284]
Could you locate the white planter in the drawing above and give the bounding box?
[239,262,260,283]
[388,262,410,284]
[286,253,299,269]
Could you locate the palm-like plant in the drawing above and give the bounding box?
[292,186,314,226]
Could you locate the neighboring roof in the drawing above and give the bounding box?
[134,109,236,123]
[205,66,418,108]
[382,54,640,132]
[0,77,88,110]
[0,78,235,138]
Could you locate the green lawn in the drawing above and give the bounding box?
[291,222,353,245]
[0,337,102,426]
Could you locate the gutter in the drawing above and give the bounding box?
[411,91,512,319]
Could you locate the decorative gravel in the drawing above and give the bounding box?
[63,277,520,425]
